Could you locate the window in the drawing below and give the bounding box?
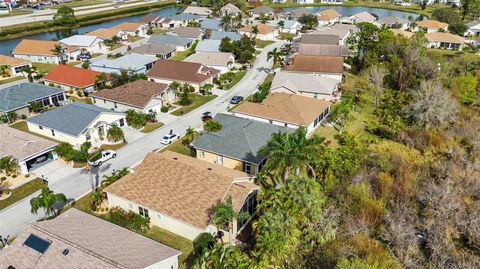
[269,120,273,124]
[39,126,43,130]
[119,118,125,127]
[244,163,251,174]
[51,130,55,136]
[314,93,318,99]
[200,151,205,158]
[57,94,64,102]
[104,99,106,104]
[284,123,288,127]
[114,102,117,109]
[156,213,162,220]
[217,155,224,165]
[139,206,149,218]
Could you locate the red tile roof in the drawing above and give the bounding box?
[43,65,102,88]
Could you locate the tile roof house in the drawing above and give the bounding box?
[200,18,222,31]
[0,83,66,121]
[238,23,278,40]
[183,6,213,16]
[168,13,202,26]
[332,23,359,33]
[104,151,259,241]
[209,30,242,41]
[127,43,176,59]
[147,60,220,91]
[348,11,376,24]
[0,54,31,77]
[316,9,342,25]
[270,71,339,100]
[281,7,311,19]
[148,34,193,51]
[220,3,241,16]
[195,39,221,52]
[267,19,303,34]
[193,113,294,175]
[0,125,57,174]
[90,53,157,74]
[171,27,204,39]
[283,55,344,81]
[27,102,126,149]
[184,52,234,73]
[110,22,148,36]
[59,35,105,53]
[415,19,448,33]
[12,39,76,64]
[390,28,414,39]
[233,93,332,135]
[0,208,181,269]
[295,43,349,57]
[465,20,480,36]
[426,32,464,50]
[90,80,174,113]
[377,16,410,29]
[85,28,129,41]
[297,33,339,45]
[43,65,102,92]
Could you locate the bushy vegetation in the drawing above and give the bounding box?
[203,120,222,132]
[125,110,157,129]
[109,206,150,233]
[55,142,92,163]
[220,35,256,64]
[251,80,271,103]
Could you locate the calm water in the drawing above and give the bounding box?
[0,5,419,56]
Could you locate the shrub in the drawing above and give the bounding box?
[1,177,6,181]
[193,233,215,256]
[20,115,27,120]
[161,106,169,113]
[125,110,148,129]
[203,120,222,132]
[109,207,150,233]
[48,83,54,87]
[106,124,124,142]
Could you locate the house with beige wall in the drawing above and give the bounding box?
[270,71,339,101]
[193,114,294,175]
[104,151,259,241]
[0,55,31,78]
[26,103,126,149]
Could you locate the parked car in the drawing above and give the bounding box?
[230,96,244,104]
[161,133,179,144]
[88,150,116,166]
[77,53,92,61]
[201,111,212,122]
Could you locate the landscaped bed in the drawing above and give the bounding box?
[0,178,46,210]
[159,137,195,157]
[171,94,217,116]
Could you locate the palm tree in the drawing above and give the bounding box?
[200,83,213,95]
[30,187,68,219]
[277,20,285,33]
[212,196,249,243]
[111,35,121,44]
[51,44,65,63]
[185,127,198,144]
[29,101,43,114]
[94,73,107,89]
[21,65,35,82]
[169,81,181,97]
[251,25,259,40]
[0,156,19,176]
[0,65,10,78]
[221,14,233,31]
[267,47,284,71]
[107,124,124,142]
[233,13,243,28]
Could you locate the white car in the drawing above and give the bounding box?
[161,133,179,144]
[88,150,116,166]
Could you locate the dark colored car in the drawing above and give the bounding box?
[77,53,92,61]
[201,111,212,122]
[229,96,244,104]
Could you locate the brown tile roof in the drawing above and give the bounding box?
[111,22,145,32]
[234,92,331,126]
[44,65,101,88]
[239,23,276,34]
[317,9,342,21]
[283,55,344,74]
[105,151,258,229]
[296,43,349,57]
[90,80,169,109]
[0,55,30,67]
[416,19,448,30]
[299,34,339,45]
[12,40,64,56]
[0,124,56,161]
[426,32,464,43]
[0,208,181,269]
[85,28,122,39]
[147,59,220,84]
[389,29,413,39]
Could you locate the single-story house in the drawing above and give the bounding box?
[184,52,234,74]
[200,18,222,31]
[90,53,157,74]
[297,33,339,45]
[168,13,202,27]
[12,39,77,64]
[320,0,346,3]
[156,17,180,29]
[195,39,221,52]
[220,3,241,16]
[311,28,350,45]
[249,6,274,18]
[193,113,294,175]
[183,6,212,16]
[147,60,220,91]
[0,55,31,77]
[0,83,66,121]
[332,23,359,34]
[148,34,193,51]
[0,208,181,269]
[85,28,129,41]
[270,71,339,100]
[342,11,376,24]
[233,92,331,135]
[267,19,303,34]
[43,64,102,93]
[280,7,311,20]
[90,80,174,113]
[389,28,414,39]
[59,35,105,53]
[426,32,464,50]
[110,22,148,37]
[0,125,57,174]
[104,151,259,241]
[137,15,162,27]
[295,43,349,57]
[316,9,342,26]
[295,0,314,4]
[238,23,278,41]
[283,55,344,81]
[27,102,126,149]
[127,43,177,59]
[209,30,242,41]
[170,27,204,40]
[415,20,448,33]
[465,20,480,36]
[377,16,410,29]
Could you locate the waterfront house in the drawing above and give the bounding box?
[316,9,342,26]
[0,55,31,78]
[183,6,212,16]
[90,53,157,74]
[59,35,105,54]
[426,32,464,50]
[85,28,129,41]
[168,13,202,27]
[43,65,102,93]
[377,16,410,29]
[110,22,148,37]
[12,39,77,64]
[465,20,480,36]
[127,43,177,59]
[137,15,162,27]
[270,71,339,101]
[148,34,193,51]
[343,11,376,24]
[220,3,241,16]
[184,52,234,74]
[280,7,311,20]
[414,20,448,33]
[209,30,242,41]
[249,6,274,18]
[238,23,278,41]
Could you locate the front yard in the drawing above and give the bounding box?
[255,40,275,48]
[0,178,46,210]
[32,62,57,74]
[0,76,24,85]
[171,94,217,116]
[141,122,164,133]
[225,71,246,90]
[160,136,195,157]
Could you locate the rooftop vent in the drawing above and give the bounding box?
[173,157,178,160]
[207,167,213,171]
[62,248,69,256]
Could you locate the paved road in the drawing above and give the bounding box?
[0,41,284,239]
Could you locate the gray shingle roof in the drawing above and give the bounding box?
[195,39,221,52]
[169,13,202,21]
[148,34,193,46]
[200,18,222,30]
[209,31,242,41]
[127,43,176,55]
[0,83,63,112]
[467,20,480,28]
[27,102,124,137]
[378,16,408,25]
[193,114,294,164]
[91,53,157,72]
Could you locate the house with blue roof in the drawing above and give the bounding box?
[267,19,303,34]
[0,83,66,122]
[195,39,221,52]
[148,34,194,51]
[209,31,242,41]
[200,18,222,31]
[90,53,157,74]
[27,102,126,149]
[168,13,202,27]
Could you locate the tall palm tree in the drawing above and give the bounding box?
[107,124,124,142]
[29,101,43,114]
[169,81,181,97]
[277,20,285,33]
[221,14,233,31]
[0,156,19,176]
[185,127,198,144]
[30,187,68,218]
[251,25,259,40]
[267,47,284,71]
[233,13,243,28]
[212,196,249,243]
[51,44,65,63]
[21,65,35,82]
[94,73,107,89]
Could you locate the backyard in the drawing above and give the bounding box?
[171,94,217,116]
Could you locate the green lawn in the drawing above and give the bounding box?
[153,28,170,34]
[170,49,194,61]
[10,121,63,144]
[53,0,108,9]
[225,71,246,90]
[0,178,46,210]
[0,10,32,18]
[171,94,217,116]
[141,122,164,133]
[127,36,144,42]
[109,44,124,51]
[0,76,24,85]
[91,53,103,58]
[255,40,275,48]
[99,141,128,151]
[279,33,295,40]
[160,137,195,157]
[68,96,93,104]
[32,62,58,73]
[67,61,81,66]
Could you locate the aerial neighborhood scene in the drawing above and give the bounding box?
[0,0,480,267]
